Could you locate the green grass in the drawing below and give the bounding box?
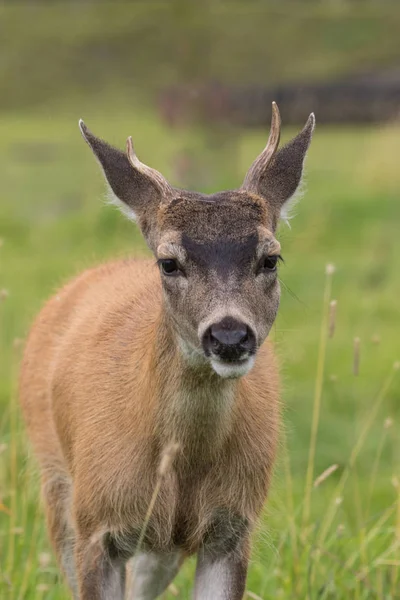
[1,108,400,598]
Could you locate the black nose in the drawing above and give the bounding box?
[202,317,256,362]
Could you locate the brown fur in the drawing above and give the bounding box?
[20,259,279,541]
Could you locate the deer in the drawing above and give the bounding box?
[19,102,314,600]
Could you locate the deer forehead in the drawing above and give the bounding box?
[157,190,272,242]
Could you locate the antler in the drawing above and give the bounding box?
[126,136,173,199]
[242,102,281,192]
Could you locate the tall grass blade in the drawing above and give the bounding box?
[302,264,334,528]
[317,363,399,548]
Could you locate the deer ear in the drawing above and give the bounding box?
[79,120,172,242]
[242,105,315,225]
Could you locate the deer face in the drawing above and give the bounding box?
[155,192,280,377]
[80,104,314,378]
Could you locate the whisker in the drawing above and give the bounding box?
[279,278,307,307]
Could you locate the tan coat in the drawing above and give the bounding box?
[20,259,280,554]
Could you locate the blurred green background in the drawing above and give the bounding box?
[0,2,399,599]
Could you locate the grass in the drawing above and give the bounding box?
[2,1,400,111]
[0,107,400,598]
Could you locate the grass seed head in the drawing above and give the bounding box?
[326,263,335,275]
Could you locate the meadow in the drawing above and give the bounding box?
[0,106,399,599]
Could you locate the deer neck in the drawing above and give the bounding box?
[152,310,239,459]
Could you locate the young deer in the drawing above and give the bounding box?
[20,103,314,600]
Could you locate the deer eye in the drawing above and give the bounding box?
[159,259,180,276]
[258,255,282,274]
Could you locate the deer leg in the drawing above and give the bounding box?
[193,545,249,600]
[193,510,250,600]
[41,472,78,598]
[127,551,183,600]
[75,533,126,600]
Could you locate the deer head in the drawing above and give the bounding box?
[80,103,314,378]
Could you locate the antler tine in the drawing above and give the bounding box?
[242,102,281,192]
[126,136,172,198]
